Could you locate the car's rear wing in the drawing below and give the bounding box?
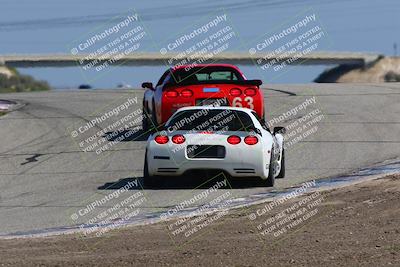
[168,79,262,87]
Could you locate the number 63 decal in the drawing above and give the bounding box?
[232,97,254,109]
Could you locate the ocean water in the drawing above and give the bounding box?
[0,0,398,88]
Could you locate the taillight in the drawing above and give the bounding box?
[230,88,242,97]
[227,135,241,145]
[244,88,257,96]
[181,89,193,97]
[166,90,178,98]
[154,135,169,144]
[244,135,258,145]
[172,134,185,144]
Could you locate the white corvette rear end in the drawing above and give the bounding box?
[144,107,285,187]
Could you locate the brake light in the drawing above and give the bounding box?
[230,88,242,97]
[154,135,169,144]
[181,89,193,97]
[166,90,178,98]
[244,88,257,96]
[172,134,185,144]
[244,135,258,145]
[200,131,213,134]
[227,135,241,145]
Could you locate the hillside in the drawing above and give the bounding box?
[315,56,400,83]
[0,66,50,93]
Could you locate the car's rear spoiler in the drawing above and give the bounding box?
[168,79,263,87]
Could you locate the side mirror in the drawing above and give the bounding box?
[273,126,286,135]
[141,82,154,90]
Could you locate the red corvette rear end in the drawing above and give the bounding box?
[143,64,264,127]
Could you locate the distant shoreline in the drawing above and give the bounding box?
[315,56,400,83]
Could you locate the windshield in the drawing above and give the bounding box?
[172,66,244,84]
[166,109,255,132]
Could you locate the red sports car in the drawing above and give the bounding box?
[141,64,264,130]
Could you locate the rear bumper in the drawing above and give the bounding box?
[147,145,269,179]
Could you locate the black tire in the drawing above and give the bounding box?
[277,148,285,178]
[263,148,275,187]
[148,101,158,131]
[142,108,149,131]
[142,100,157,132]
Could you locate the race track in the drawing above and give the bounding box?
[0,83,399,236]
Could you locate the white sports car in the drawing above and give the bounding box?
[144,106,285,187]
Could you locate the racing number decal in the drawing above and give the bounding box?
[244,96,254,109]
[232,97,254,110]
[232,97,242,107]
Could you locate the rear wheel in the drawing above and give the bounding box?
[149,101,158,131]
[262,148,275,187]
[142,108,149,131]
[142,101,157,132]
[277,148,285,178]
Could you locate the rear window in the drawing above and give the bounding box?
[172,66,243,83]
[166,109,255,132]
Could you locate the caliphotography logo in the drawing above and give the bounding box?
[68,9,150,83]
[66,176,146,248]
[157,9,240,82]
[245,8,333,82]
[245,179,330,245]
[66,93,149,164]
[158,173,237,248]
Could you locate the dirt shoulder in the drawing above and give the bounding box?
[1,175,399,266]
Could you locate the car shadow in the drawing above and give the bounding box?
[98,173,267,190]
[98,177,143,190]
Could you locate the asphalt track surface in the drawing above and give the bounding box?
[0,84,399,236]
